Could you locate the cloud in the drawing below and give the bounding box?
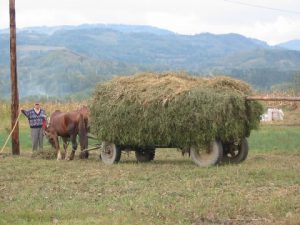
[0,0,300,44]
[239,16,300,44]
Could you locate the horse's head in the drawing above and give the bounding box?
[44,126,57,148]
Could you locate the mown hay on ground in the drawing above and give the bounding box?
[31,148,56,160]
[90,72,263,148]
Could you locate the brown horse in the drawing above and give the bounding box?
[45,106,89,160]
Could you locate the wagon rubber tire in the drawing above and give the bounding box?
[221,138,249,164]
[135,148,155,162]
[100,142,121,165]
[190,140,223,167]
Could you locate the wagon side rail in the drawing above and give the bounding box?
[246,96,300,101]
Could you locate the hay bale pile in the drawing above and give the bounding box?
[90,72,263,148]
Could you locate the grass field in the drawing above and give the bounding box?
[0,102,300,225]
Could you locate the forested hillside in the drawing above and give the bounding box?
[1,24,300,98]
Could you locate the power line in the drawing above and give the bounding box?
[224,0,300,15]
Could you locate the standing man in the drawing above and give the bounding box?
[21,102,47,151]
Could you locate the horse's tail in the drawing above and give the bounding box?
[78,114,88,150]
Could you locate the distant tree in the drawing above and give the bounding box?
[0,80,2,92]
[292,72,300,95]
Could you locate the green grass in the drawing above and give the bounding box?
[249,125,300,152]
[0,150,299,225]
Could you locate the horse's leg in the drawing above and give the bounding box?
[68,134,77,160]
[62,137,69,160]
[54,136,62,160]
[79,131,88,159]
[79,114,89,159]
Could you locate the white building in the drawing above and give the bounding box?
[261,108,284,122]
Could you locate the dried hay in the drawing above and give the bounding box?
[90,72,263,147]
[31,148,56,160]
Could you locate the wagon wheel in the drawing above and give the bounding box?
[222,138,248,164]
[100,141,121,165]
[190,140,223,167]
[135,147,155,162]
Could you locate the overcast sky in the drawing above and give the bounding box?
[1,0,300,45]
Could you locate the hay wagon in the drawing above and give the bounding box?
[89,72,299,167]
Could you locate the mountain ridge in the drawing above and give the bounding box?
[0,24,299,98]
[277,39,300,51]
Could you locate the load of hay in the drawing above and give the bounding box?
[90,72,263,148]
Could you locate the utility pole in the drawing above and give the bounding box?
[9,0,20,155]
